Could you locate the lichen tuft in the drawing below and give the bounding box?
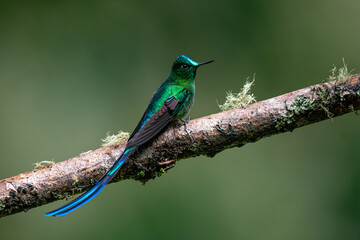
[218,77,256,111]
[101,130,130,147]
[315,85,334,119]
[33,160,55,170]
[327,58,353,84]
[80,150,93,155]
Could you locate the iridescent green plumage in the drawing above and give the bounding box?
[45,55,213,217]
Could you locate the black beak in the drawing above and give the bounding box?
[197,60,215,67]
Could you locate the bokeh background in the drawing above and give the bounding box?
[1,1,359,239]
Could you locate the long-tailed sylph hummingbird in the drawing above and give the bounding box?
[45,55,214,216]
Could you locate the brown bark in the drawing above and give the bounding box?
[1,74,359,218]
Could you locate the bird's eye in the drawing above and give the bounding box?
[181,64,189,69]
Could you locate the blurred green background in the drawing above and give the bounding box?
[0,1,359,239]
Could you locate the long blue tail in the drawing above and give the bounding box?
[44,147,136,217]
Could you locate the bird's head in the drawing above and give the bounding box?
[171,55,214,79]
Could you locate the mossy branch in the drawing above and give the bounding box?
[1,73,360,218]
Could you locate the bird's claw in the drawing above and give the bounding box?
[181,116,194,143]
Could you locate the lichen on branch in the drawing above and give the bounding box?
[218,76,256,111]
[101,130,130,147]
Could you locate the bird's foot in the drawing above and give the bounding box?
[157,160,176,171]
[181,116,194,143]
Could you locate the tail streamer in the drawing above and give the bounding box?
[44,147,135,217]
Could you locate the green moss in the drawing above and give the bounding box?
[130,161,174,184]
[275,95,315,130]
[90,179,95,185]
[218,77,256,111]
[57,194,65,200]
[157,168,165,177]
[137,170,145,178]
[189,143,200,152]
[101,130,130,147]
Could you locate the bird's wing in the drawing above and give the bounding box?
[127,89,190,148]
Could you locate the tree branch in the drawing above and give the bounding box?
[1,74,360,218]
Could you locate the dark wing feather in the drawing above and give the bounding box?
[126,95,186,149]
[129,111,146,139]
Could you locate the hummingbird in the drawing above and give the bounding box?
[45,55,214,216]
